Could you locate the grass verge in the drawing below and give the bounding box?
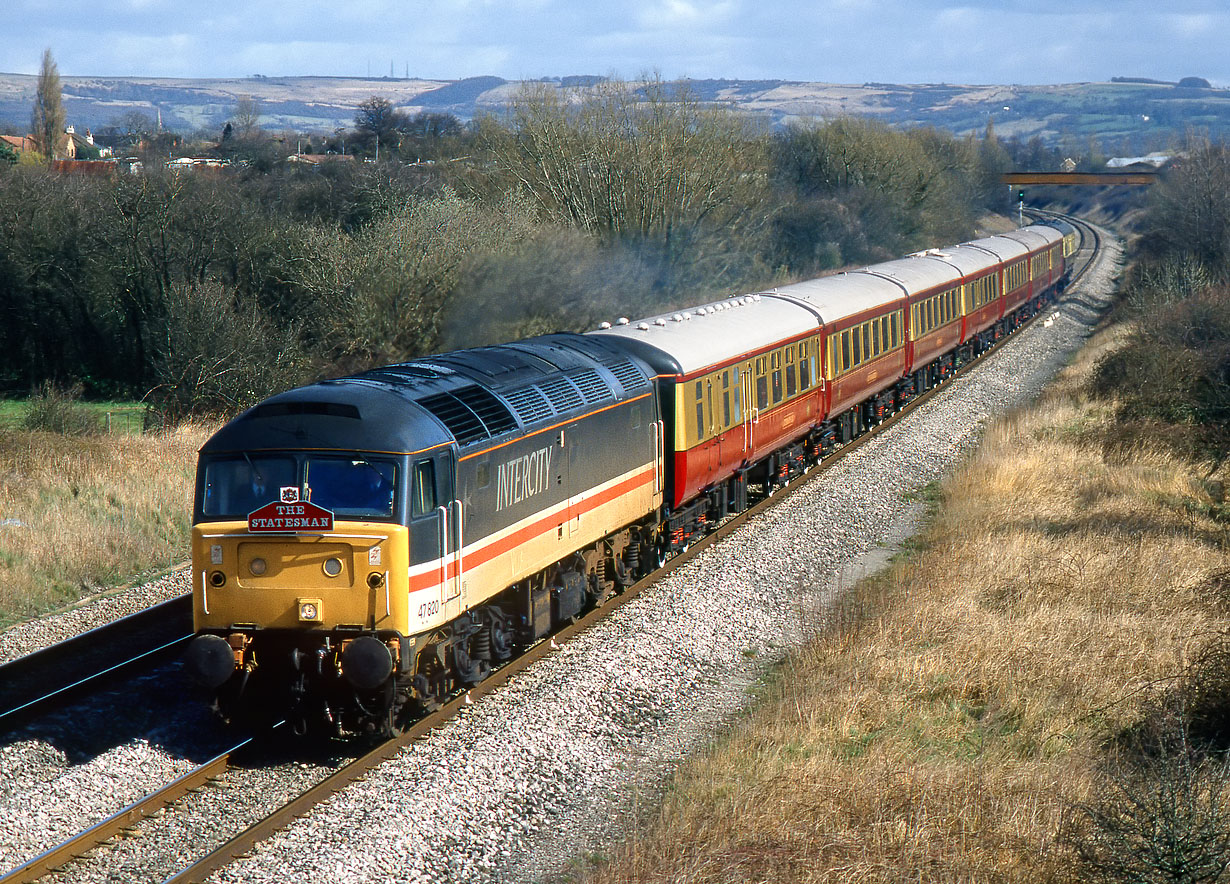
[0,423,215,629]
[578,321,1230,883]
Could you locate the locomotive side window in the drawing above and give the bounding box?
[201,456,296,518]
[411,459,437,518]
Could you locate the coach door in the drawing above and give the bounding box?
[410,453,462,606]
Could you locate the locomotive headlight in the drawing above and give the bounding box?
[323,557,343,578]
[298,598,322,622]
[249,557,267,576]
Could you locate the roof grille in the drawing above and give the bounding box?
[569,369,610,404]
[452,386,517,436]
[417,386,516,445]
[539,377,584,413]
[603,359,646,394]
[503,387,553,425]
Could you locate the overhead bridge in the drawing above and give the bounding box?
[1003,171,1157,187]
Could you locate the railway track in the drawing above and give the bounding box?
[2,213,1107,884]
[0,595,193,733]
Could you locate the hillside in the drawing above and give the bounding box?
[1,73,1228,149]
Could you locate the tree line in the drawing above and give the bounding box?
[0,78,1016,422]
[1092,134,1230,467]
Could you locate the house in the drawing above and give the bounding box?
[0,135,36,155]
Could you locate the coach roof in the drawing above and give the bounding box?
[590,293,820,376]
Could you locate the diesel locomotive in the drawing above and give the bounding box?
[184,218,1077,736]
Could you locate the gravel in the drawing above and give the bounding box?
[0,228,1122,884]
[0,569,191,665]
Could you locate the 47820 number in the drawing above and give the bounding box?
[417,599,440,620]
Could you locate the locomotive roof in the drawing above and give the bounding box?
[201,334,655,456]
[589,293,821,376]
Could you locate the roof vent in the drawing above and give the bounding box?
[598,321,612,330]
[617,317,630,325]
[655,318,667,327]
[416,386,516,446]
[683,312,692,320]
[638,322,650,331]
[672,314,683,322]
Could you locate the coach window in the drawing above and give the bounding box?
[732,366,743,422]
[695,381,704,442]
[841,331,852,373]
[721,372,731,428]
[411,459,437,518]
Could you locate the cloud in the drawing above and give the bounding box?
[0,0,1228,85]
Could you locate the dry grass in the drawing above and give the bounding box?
[581,323,1230,883]
[0,422,216,628]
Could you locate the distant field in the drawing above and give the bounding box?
[0,399,149,435]
[0,72,1226,145]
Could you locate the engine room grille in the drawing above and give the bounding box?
[538,377,584,413]
[569,369,611,405]
[603,359,646,394]
[503,386,553,425]
[417,386,517,445]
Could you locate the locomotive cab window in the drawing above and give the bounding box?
[201,455,296,518]
[306,456,397,519]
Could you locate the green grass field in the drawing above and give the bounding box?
[0,398,150,435]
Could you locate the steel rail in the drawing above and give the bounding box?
[0,731,267,884]
[0,595,194,732]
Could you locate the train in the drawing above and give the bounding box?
[184,218,1079,736]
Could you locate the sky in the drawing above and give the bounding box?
[3,0,1228,86]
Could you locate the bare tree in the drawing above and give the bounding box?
[30,48,65,162]
[477,77,767,248]
[232,95,262,139]
[354,96,404,157]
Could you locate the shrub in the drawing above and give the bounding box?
[21,382,99,435]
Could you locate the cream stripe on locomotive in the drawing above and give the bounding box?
[403,460,660,635]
